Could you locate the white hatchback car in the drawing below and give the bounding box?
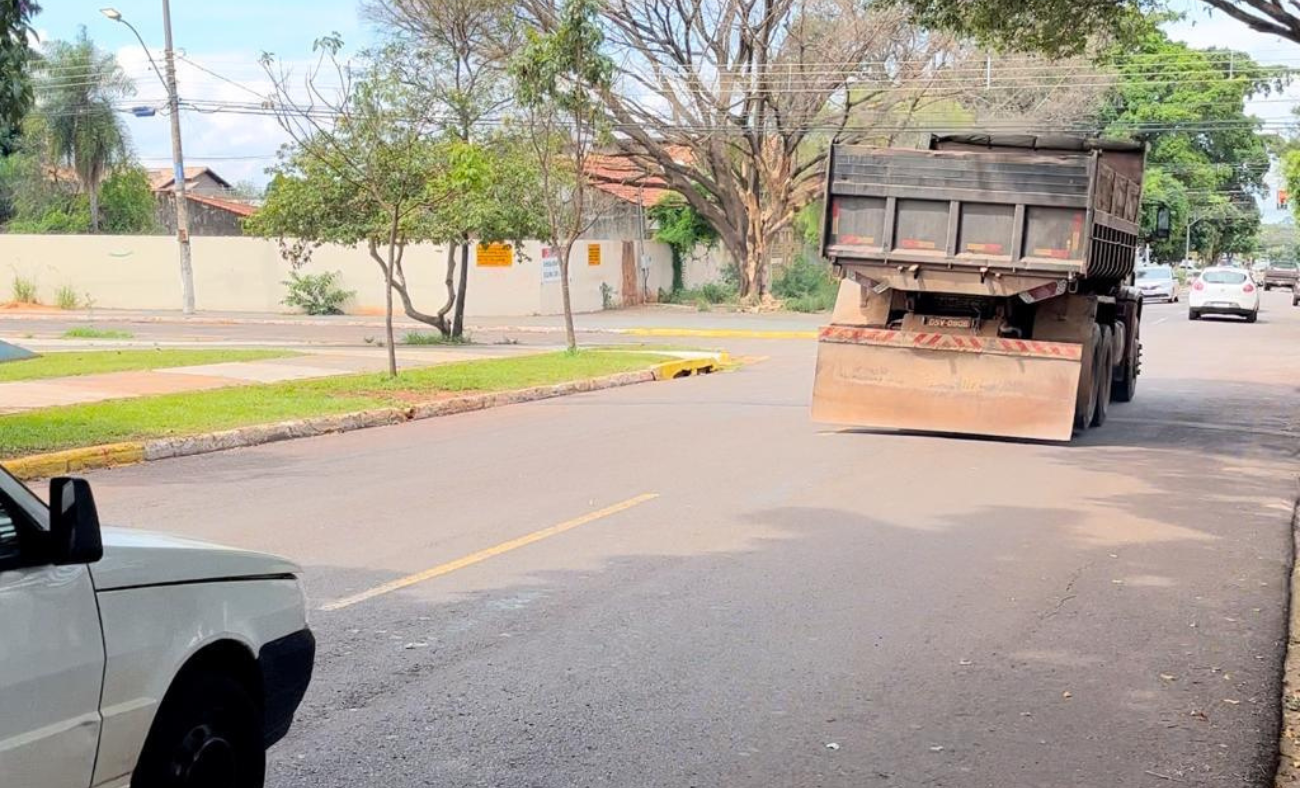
[0,468,314,788]
[1135,265,1178,302]
[1188,266,1260,322]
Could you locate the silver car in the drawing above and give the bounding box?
[1136,265,1179,302]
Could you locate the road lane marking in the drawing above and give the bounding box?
[320,493,660,611]
[1151,317,1170,325]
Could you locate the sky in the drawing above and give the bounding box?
[27,0,1300,221]
[32,1,373,186]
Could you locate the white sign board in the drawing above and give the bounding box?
[541,246,561,283]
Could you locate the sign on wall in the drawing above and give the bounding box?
[476,243,513,267]
[587,243,602,266]
[541,246,561,283]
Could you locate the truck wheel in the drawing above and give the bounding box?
[132,670,265,788]
[1073,324,1102,433]
[1112,322,1139,403]
[1091,326,1113,427]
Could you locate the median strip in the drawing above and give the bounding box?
[0,352,725,480]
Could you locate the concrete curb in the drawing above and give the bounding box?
[1275,492,1300,785]
[2,356,723,481]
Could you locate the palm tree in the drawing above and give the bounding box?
[35,28,133,232]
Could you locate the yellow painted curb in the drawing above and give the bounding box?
[626,327,817,340]
[652,354,727,380]
[2,442,146,481]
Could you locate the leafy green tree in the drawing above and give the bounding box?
[1,0,41,155]
[99,167,160,234]
[649,194,718,294]
[893,0,1300,56]
[35,29,134,232]
[1098,30,1279,263]
[511,0,615,351]
[254,37,479,374]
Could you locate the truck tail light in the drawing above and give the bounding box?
[1193,280,1205,291]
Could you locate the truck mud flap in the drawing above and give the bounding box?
[812,326,1084,442]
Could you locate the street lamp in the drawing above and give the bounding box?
[101,4,196,315]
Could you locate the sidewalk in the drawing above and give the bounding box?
[0,304,824,335]
[0,346,521,413]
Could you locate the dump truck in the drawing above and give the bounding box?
[812,133,1146,441]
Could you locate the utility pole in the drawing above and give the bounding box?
[161,0,195,314]
[101,4,196,314]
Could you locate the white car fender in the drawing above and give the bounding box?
[91,578,307,787]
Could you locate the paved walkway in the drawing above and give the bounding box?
[0,347,522,414]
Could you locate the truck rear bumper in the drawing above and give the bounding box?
[811,326,1084,441]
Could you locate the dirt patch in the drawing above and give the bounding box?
[0,301,61,312]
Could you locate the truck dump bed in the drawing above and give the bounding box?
[812,134,1147,441]
[823,134,1145,284]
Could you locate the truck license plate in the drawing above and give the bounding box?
[922,316,976,329]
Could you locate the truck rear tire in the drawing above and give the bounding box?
[1112,319,1139,403]
[1073,324,1103,433]
[1091,326,1113,428]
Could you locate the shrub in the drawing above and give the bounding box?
[772,253,838,312]
[55,285,79,310]
[63,327,133,339]
[281,270,353,315]
[403,331,470,345]
[11,274,37,303]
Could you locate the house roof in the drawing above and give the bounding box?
[149,166,233,191]
[184,193,258,217]
[584,153,673,207]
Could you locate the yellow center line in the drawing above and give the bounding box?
[320,492,660,611]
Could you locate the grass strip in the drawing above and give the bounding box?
[0,351,669,459]
[0,349,297,382]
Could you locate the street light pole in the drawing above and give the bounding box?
[101,5,195,314]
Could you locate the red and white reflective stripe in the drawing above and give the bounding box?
[819,325,1083,361]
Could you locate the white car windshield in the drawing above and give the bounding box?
[1136,268,1173,280]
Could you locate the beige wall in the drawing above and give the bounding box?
[0,235,682,317]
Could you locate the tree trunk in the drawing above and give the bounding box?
[89,183,100,234]
[384,217,399,377]
[558,243,577,352]
[453,240,470,339]
[671,246,684,293]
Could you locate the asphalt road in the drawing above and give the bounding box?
[76,292,1300,787]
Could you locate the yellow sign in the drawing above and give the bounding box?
[476,243,512,267]
[587,243,602,266]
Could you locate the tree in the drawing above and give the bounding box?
[1096,30,1281,263]
[253,36,473,375]
[0,114,156,234]
[1,0,40,155]
[591,0,958,300]
[35,29,134,232]
[228,180,265,201]
[511,0,616,351]
[99,167,161,234]
[895,0,1300,55]
[364,0,525,338]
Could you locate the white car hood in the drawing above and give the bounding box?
[92,527,301,591]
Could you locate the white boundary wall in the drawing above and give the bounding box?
[0,235,688,317]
